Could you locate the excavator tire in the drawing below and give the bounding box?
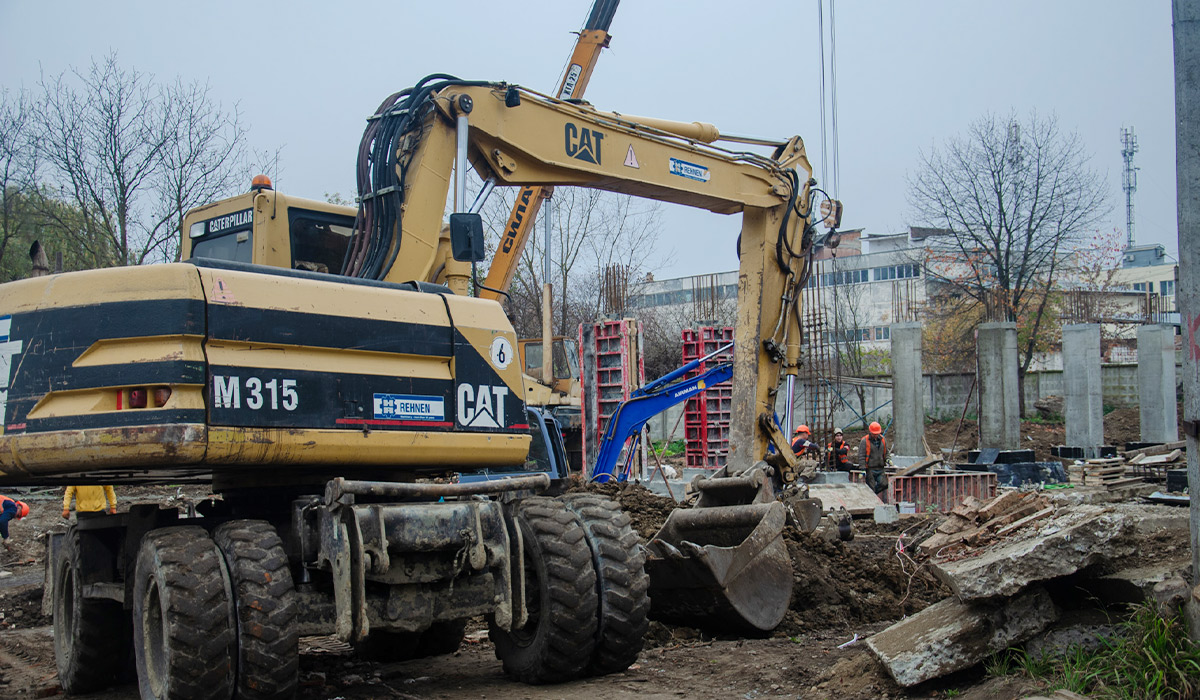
[559,493,649,675]
[490,496,598,684]
[132,527,236,700]
[53,528,127,693]
[213,520,299,700]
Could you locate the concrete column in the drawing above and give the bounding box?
[1138,324,1179,444]
[1063,324,1103,454]
[891,322,925,457]
[977,322,1020,451]
[1173,0,1200,636]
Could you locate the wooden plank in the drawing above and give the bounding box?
[1133,440,1187,457]
[1126,452,1147,465]
[936,514,975,535]
[995,507,1055,537]
[977,491,1029,521]
[950,502,980,521]
[1139,451,1183,465]
[1085,466,1126,476]
[979,502,1042,531]
[1104,477,1146,489]
[1084,458,1124,466]
[897,454,943,477]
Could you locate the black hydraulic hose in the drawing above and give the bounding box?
[347,74,494,280]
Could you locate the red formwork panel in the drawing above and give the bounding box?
[586,319,645,464]
[682,327,733,469]
[889,472,998,513]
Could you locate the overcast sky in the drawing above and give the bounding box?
[0,1,1179,278]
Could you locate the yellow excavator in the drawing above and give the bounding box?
[0,76,833,698]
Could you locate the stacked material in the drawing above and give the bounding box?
[917,490,1052,556]
[1080,457,1142,489]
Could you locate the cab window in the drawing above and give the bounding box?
[192,230,252,263]
[289,209,354,274]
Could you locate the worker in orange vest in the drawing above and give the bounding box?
[790,425,821,458]
[0,495,30,550]
[858,422,889,500]
[826,429,852,471]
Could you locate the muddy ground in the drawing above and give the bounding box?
[0,412,1185,699]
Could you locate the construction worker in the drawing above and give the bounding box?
[858,422,889,501]
[62,485,117,521]
[826,429,852,471]
[0,495,30,550]
[790,425,821,458]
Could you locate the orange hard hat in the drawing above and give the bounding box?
[869,422,882,435]
[793,424,811,435]
[15,501,28,518]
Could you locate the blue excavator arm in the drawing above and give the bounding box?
[590,346,733,483]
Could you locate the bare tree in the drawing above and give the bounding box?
[909,112,1109,412]
[35,53,247,266]
[478,186,662,340]
[0,89,36,277]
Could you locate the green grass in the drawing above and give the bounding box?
[985,603,1200,699]
[1025,412,1064,425]
[651,439,686,457]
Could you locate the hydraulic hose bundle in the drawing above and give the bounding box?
[342,74,490,280]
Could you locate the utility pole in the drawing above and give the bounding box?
[1172,0,1200,638]
[1121,126,1139,250]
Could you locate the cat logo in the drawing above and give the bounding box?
[457,383,509,428]
[564,123,604,165]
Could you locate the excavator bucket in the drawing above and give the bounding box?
[643,467,793,634]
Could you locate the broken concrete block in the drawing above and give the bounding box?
[1153,576,1189,612]
[867,586,1057,687]
[1081,563,1182,606]
[932,506,1133,601]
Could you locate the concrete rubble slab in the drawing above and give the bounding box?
[867,586,1057,687]
[807,482,882,515]
[1081,562,1186,606]
[932,505,1134,601]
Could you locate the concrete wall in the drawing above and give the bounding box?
[644,362,1177,444]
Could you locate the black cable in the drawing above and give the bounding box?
[345,75,493,281]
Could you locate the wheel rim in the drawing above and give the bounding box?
[141,577,168,698]
[55,564,75,657]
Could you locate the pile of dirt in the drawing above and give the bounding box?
[778,526,948,635]
[1104,407,1141,447]
[578,482,949,636]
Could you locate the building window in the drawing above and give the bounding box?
[1160,280,1176,296]
[1133,282,1148,292]
[875,326,890,341]
[873,263,921,282]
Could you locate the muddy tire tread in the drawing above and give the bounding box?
[213,520,299,700]
[561,493,650,675]
[490,496,598,684]
[133,526,235,700]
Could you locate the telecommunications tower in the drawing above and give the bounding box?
[1120,126,1139,249]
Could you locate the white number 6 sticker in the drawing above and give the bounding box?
[489,337,514,371]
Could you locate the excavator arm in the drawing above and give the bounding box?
[349,79,814,475]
